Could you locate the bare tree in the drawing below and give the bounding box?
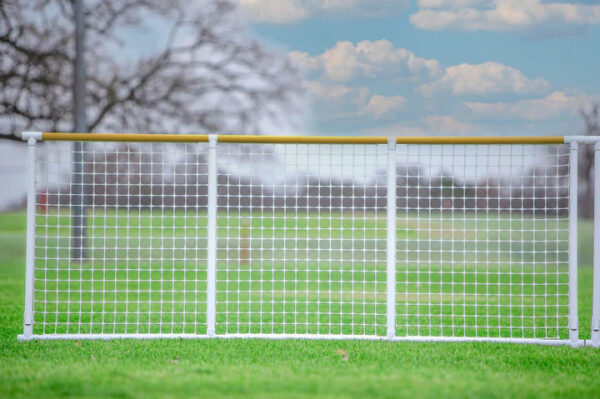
[1,0,304,259]
[579,101,600,218]
[0,0,304,138]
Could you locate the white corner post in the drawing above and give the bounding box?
[386,137,397,340]
[568,141,580,347]
[207,134,218,337]
[22,136,38,340]
[592,141,600,347]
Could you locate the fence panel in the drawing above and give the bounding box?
[394,144,570,342]
[17,133,584,346]
[215,142,388,337]
[25,140,210,337]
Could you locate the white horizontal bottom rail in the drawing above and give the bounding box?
[18,333,585,347]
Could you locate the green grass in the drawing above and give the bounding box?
[1,211,600,398]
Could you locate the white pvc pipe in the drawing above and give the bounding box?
[564,136,600,144]
[592,142,600,347]
[568,141,579,347]
[207,134,218,337]
[23,137,37,339]
[21,131,43,141]
[386,138,397,340]
[16,333,582,346]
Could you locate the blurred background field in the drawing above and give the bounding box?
[29,208,572,339]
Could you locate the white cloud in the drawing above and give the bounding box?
[240,0,409,24]
[240,0,307,24]
[306,81,370,118]
[364,95,407,119]
[410,0,600,32]
[417,62,550,97]
[421,115,475,134]
[362,124,429,137]
[288,51,321,71]
[466,91,588,120]
[290,40,442,82]
[307,81,369,102]
[362,115,476,136]
[320,0,408,15]
[417,0,490,8]
[306,81,406,120]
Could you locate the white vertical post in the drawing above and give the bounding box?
[207,134,218,337]
[592,142,600,347]
[386,137,397,340]
[568,141,579,346]
[23,137,38,339]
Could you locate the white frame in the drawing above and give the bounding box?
[18,132,600,347]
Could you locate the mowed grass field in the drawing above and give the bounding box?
[1,210,600,398]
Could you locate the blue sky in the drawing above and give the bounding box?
[239,0,600,137]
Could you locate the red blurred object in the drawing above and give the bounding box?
[38,189,47,213]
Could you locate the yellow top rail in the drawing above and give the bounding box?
[37,132,565,145]
[395,136,565,144]
[40,133,210,142]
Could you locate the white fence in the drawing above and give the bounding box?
[16,132,600,347]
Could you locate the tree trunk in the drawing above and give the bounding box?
[579,179,594,219]
[71,0,88,260]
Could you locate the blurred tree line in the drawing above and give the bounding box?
[40,142,570,217]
